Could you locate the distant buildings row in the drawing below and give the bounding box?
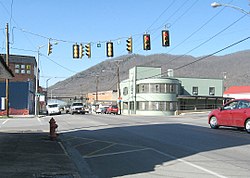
[0,54,249,116]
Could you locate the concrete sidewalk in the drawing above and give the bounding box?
[0,132,80,178]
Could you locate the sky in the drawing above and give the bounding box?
[0,0,249,88]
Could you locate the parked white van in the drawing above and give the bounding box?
[46,103,61,115]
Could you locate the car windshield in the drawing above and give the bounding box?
[112,105,118,108]
[72,103,83,106]
[48,104,58,108]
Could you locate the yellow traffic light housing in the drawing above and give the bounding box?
[126,37,132,53]
[85,43,91,58]
[79,43,84,58]
[73,43,79,58]
[162,30,170,47]
[143,34,151,50]
[47,42,52,55]
[106,42,114,57]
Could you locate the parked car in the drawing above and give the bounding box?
[208,99,250,133]
[95,107,103,114]
[84,107,90,113]
[107,105,119,114]
[46,103,61,115]
[70,102,85,115]
[102,107,109,114]
[95,107,109,114]
[64,104,71,114]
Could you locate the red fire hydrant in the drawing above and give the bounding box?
[49,117,58,140]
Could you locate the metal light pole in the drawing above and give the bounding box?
[95,75,99,104]
[35,42,57,117]
[5,23,10,117]
[34,46,41,116]
[113,60,123,115]
[211,2,250,14]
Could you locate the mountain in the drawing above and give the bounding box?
[49,50,250,97]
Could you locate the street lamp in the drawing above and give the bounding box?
[35,42,57,117]
[211,2,250,14]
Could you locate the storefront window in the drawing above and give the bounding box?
[137,101,177,111]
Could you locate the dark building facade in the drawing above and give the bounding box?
[0,54,37,115]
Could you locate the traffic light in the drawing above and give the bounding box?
[126,37,132,53]
[79,43,84,58]
[85,43,91,58]
[143,34,151,50]
[48,42,52,55]
[73,43,79,58]
[106,42,114,57]
[162,30,170,47]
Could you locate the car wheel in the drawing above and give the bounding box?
[210,116,219,129]
[245,119,250,133]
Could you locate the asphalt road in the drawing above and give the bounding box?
[1,113,250,178]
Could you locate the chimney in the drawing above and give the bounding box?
[167,69,174,77]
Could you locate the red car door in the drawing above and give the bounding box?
[230,100,250,127]
[218,109,232,126]
[218,100,239,126]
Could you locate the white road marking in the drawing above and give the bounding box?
[37,117,42,125]
[79,137,227,178]
[87,143,116,157]
[0,119,9,127]
[58,141,69,157]
[83,148,151,159]
[151,148,228,178]
[75,140,97,148]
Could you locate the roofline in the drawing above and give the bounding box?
[0,56,14,78]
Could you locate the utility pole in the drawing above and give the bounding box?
[95,75,99,104]
[117,63,121,115]
[113,60,123,115]
[5,23,10,117]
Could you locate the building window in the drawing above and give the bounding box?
[123,87,128,95]
[21,69,25,74]
[137,84,149,93]
[123,102,128,109]
[209,87,215,96]
[26,65,31,70]
[150,84,160,93]
[170,84,175,93]
[192,87,198,95]
[15,69,20,74]
[26,70,31,74]
[160,84,165,93]
[21,64,25,69]
[15,64,20,69]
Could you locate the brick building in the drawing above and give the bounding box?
[86,90,118,105]
[0,54,37,115]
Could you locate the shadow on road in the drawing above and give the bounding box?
[62,123,250,177]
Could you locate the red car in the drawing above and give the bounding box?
[208,99,250,133]
[107,105,119,114]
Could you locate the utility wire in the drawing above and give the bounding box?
[145,0,176,32]
[173,36,250,71]
[40,53,77,74]
[164,12,247,65]
[119,36,250,83]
